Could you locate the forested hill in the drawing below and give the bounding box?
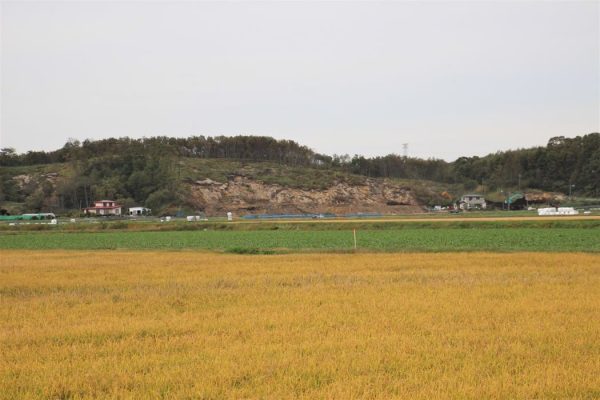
[0,133,598,213]
[2,133,598,193]
[347,133,599,196]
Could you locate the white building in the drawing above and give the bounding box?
[537,207,579,216]
[557,207,578,215]
[128,207,151,216]
[459,194,487,210]
[538,207,557,216]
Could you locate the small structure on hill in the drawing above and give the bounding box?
[84,200,122,216]
[459,194,486,210]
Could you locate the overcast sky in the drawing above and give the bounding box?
[1,1,598,161]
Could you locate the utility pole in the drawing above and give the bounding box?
[569,183,575,201]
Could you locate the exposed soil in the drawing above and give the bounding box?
[186,175,423,216]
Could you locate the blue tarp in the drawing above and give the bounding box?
[343,213,383,218]
[243,213,336,220]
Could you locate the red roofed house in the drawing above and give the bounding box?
[84,200,122,216]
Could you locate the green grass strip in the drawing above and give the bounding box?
[1,228,598,252]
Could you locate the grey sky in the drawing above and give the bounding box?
[1,1,598,161]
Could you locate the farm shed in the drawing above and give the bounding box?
[459,194,487,210]
[129,207,151,216]
[0,213,56,221]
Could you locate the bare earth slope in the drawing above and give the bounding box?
[186,175,422,215]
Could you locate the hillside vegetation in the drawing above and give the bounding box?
[0,133,598,214]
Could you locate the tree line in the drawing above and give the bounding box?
[0,136,319,167]
[338,133,599,197]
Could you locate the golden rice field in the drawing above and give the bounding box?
[1,251,599,399]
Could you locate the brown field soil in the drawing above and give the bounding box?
[1,251,599,399]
